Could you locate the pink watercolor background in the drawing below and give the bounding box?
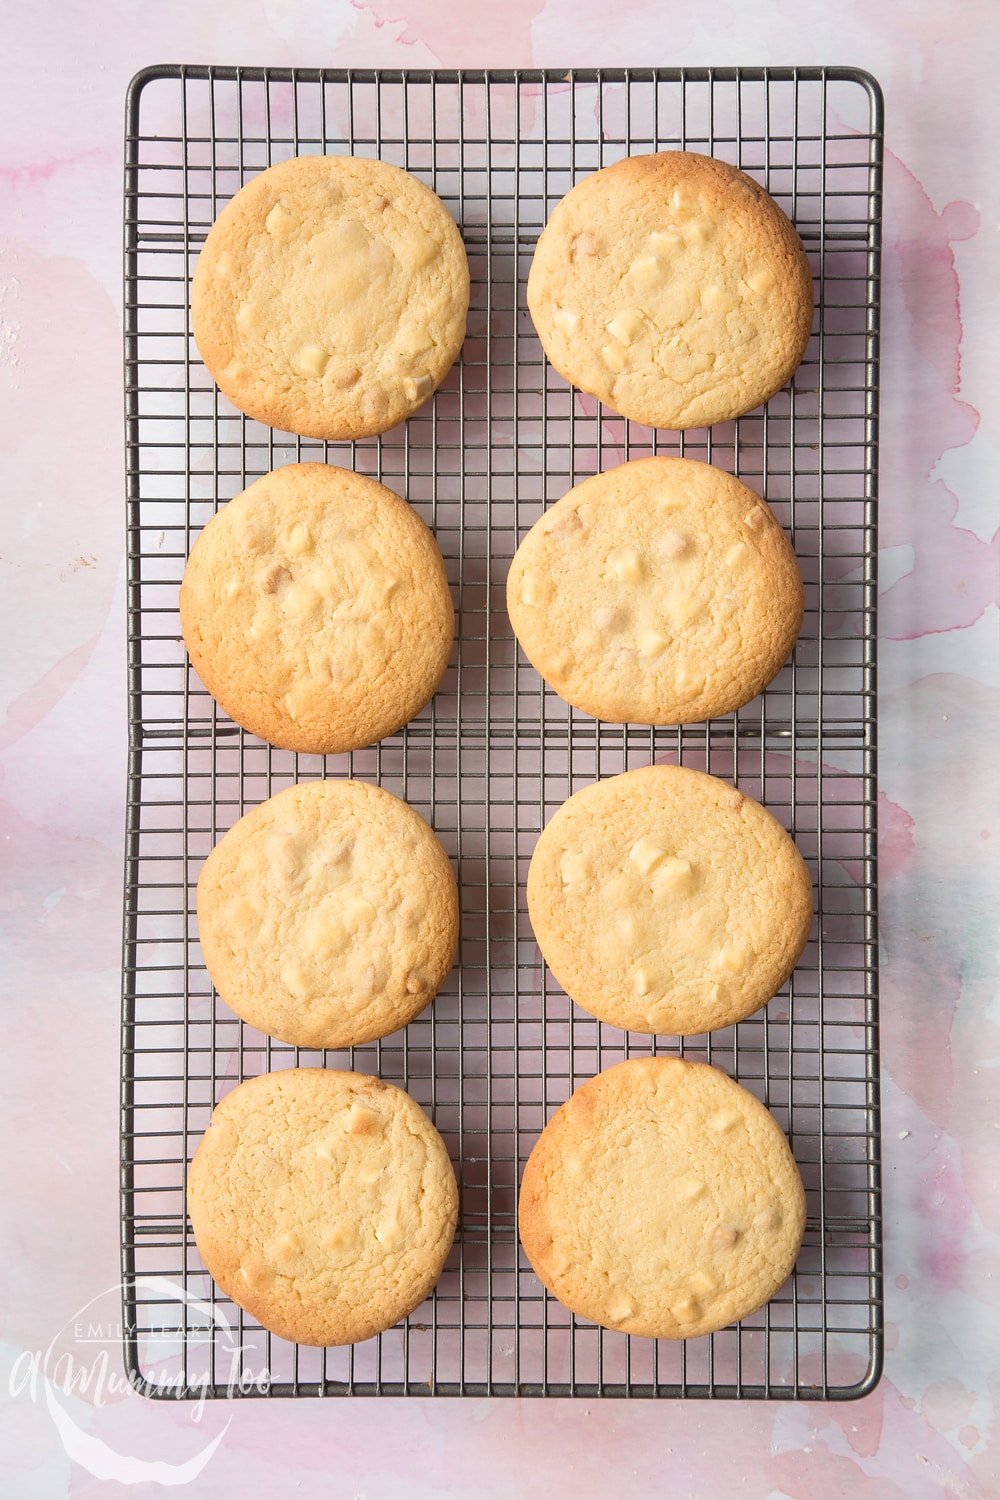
[1,1,998,1496]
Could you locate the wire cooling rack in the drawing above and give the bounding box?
[122,66,883,1401]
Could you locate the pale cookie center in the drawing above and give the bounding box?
[567,203,781,384]
[274,217,408,381]
[245,522,406,706]
[519,502,768,695]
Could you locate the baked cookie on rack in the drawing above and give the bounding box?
[526,763,812,1035]
[518,1056,806,1339]
[197,780,458,1050]
[188,1069,458,1346]
[192,154,469,438]
[527,151,813,428]
[179,462,453,754]
[507,456,802,725]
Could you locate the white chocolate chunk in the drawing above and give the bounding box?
[610,548,643,583]
[618,912,638,943]
[593,603,624,631]
[724,540,750,568]
[671,1294,702,1323]
[344,897,376,929]
[405,228,439,269]
[284,581,322,620]
[544,507,584,541]
[686,217,714,243]
[601,341,627,373]
[710,1109,742,1134]
[649,856,694,896]
[330,361,361,390]
[402,372,434,402]
[668,591,702,628]
[743,506,767,532]
[712,1223,740,1249]
[521,571,555,607]
[638,628,669,658]
[286,522,313,556]
[280,960,310,997]
[270,1230,302,1266]
[674,663,706,695]
[670,187,695,218]
[258,561,291,595]
[295,343,329,378]
[606,307,645,345]
[630,836,667,876]
[690,1269,718,1295]
[649,229,683,256]
[658,528,689,560]
[347,1101,383,1136]
[630,254,664,293]
[560,850,592,886]
[715,944,746,973]
[265,202,293,237]
[553,305,580,333]
[607,1292,636,1323]
[701,283,736,315]
[374,1213,403,1250]
[748,267,777,295]
[675,1174,706,1203]
[633,966,656,997]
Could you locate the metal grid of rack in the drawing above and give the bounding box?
[122,66,883,1400]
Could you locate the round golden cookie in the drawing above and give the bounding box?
[188,1069,458,1346]
[507,457,802,724]
[527,764,812,1035]
[197,780,458,1050]
[518,1056,806,1339]
[179,463,453,753]
[192,154,469,439]
[527,151,813,429]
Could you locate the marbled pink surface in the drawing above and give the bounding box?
[2,2,998,1495]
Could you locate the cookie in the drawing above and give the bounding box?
[518,1056,806,1339]
[527,151,813,429]
[188,1068,458,1346]
[197,780,458,1050]
[179,463,453,754]
[527,764,812,1035]
[192,154,469,439]
[507,456,802,724]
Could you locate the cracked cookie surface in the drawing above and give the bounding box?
[527,151,813,429]
[197,779,458,1050]
[518,1056,805,1339]
[192,154,469,438]
[507,456,802,725]
[188,1068,458,1346]
[527,764,812,1035]
[179,462,454,753]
